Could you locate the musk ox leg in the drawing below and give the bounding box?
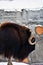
[7,57,13,65]
[16,57,28,63]
[22,58,29,63]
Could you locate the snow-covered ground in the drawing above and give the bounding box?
[0,62,28,65]
[0,62,43,65]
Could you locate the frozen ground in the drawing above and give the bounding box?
[0,62,28,65]
[0,62,43,65]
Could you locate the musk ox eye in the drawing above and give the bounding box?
[28,33,36,45]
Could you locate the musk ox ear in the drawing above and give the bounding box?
[28,33,36,45]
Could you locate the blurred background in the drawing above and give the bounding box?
[0,0,43,63]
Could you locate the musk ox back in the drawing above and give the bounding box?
[0,22,35,64]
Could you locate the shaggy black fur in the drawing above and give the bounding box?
[0,23,35,60]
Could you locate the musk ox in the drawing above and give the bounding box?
[0,22,36,65]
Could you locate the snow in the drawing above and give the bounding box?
[0,62,28,65]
